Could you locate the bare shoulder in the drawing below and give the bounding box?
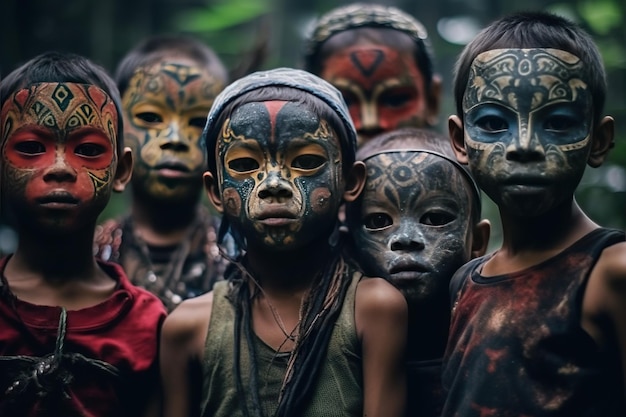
[355,277,407,331]
[161,291,214,357]
[356,276,406,308]
[590,241,626,290]
[584,241,626,346]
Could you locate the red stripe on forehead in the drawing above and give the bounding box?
[14,89,32,108]
[264,101,288,144]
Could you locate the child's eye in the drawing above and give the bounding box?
[379,89,415,108]
[544,115,576,132]
[228,157,259,173]
[75,143,106,157]
[14,141,45,155]
[476,116,508,132]
[421,211,456,226]
[292,155,326,170]
[363,213,393,230]
[189,117,207,129]
[339,90,358,108]
[136,112,163,124]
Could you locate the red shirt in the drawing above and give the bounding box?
[0,257,166,417]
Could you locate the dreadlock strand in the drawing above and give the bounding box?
[274,249,352,417]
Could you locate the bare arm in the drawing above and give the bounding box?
[356,277,408,417]
[583,241,626,400]
[160,293,213,417]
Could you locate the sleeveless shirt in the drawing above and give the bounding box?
[442,228,626,417]
[201,269,363,417]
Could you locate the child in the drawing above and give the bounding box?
[159,68,408,417]
[345,127,490,417]
[303,3,441,146]
[93,34,229,311]
[0,52,166,416]
[442,11,626,416]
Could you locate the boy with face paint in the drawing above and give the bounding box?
[0,52,166,416]
[159,68,408,417]
[93,34,229,311]
[442,11,626,417]
[344,127,490,417]
[303,3,442,147]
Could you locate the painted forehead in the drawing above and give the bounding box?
[463,48,588,112]
[125,60,224,105]
[363,149,481,209]
[224,101,338,146]
[1,82,118,143]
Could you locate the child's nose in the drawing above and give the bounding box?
[359,102,380,132]
[389,225,425,251]
[506,129,546,162]
[43,150,77,182]
[160,122,190,152]
[257,171,292,199]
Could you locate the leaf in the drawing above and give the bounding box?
[578,0,622,35]
[174,0,270,32]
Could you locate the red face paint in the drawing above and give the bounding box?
[320,44,428,145]
[1,82,118,228]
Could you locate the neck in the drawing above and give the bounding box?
[10,227,100,280]
[245,239,335,294]
[499,199,597,254]
[130,195,202,245]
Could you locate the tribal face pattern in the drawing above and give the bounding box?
[351,151,474,305]
[1,82,118,230]
[122,60,224,201]
[462,48,594,217]
[321,44,428,145]
[217,101,344,250]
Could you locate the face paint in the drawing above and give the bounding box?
[351,151,474,305]
[462,48,593,217]
[217,101,344,250]
[1,82,118,229]
[320,44,428,146]
[122,60,224,201]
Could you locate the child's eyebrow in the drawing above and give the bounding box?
[10,124,56,140]
[67,126,111,140]
[228,140,261,151]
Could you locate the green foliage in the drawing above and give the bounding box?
[173,0,270,32]
[578,0,622,35]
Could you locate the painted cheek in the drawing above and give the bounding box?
[309,187,332,214]
[222,187,243,218]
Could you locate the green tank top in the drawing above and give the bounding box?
[200,268,363,417]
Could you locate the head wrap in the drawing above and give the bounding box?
[303,3,432,71]
[203,67,357,174]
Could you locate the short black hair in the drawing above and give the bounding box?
[452,11,607,127]
[0,51,124,155]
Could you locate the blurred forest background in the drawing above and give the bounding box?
[1,0,625,250]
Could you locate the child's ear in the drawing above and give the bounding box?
[449,115,468,165]
[343,161,366,203]
[470,219,491,259]
[426,75,443,127]
[113,146,133,193]
[588,116,615,168]
[203,171,224,213]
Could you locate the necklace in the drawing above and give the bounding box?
[233,262,304,349]
[119,207,219,310]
